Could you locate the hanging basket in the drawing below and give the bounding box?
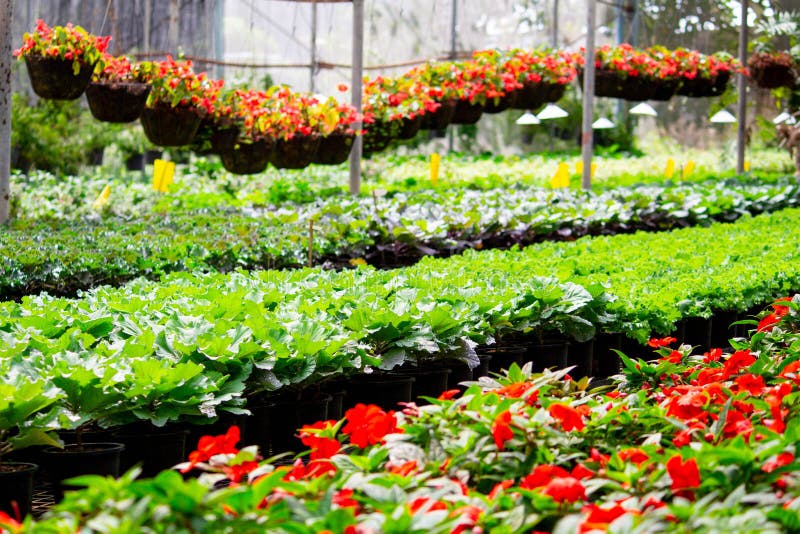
[25,55,95,100]
[588,69,656,101]
[512,81,547,110]
[85,81,151,123]
[140,104,204,147]
[649,79,679,101]
[420,100,457,130]
[544,82,567,103]
[271,134,321,169]
[750,64,796,89]
[397,115,423,140]
[676,70,731,98]
[220,137,274,174]
[314,132,355,165]
[451,99,484,125]
[483,92,517,114]
[363,120,400,155]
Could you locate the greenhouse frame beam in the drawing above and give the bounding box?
[736,0,748,174]
[349,0,364,195]
[581,0,597,191]
[0,0,11,223]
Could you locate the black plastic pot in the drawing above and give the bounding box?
[395,366,452,401]
[750,64,796,89]
[443,359,474,390]
[397,115,424,140]
[451,99,484,125]
[524,337,570,372]
[220,137,274,175]
[585,69,656,101]
[421,100,457,130]
[484,343,528,373]
[544,82,567,103]
[676,71,731,98]
[678,316,712,349]
[512,81,547,110]
[86,82,151,123]
[363,121,400,155]
[247,394,331,454]
[568,340,594,379]
[475,354,492,378]
[0,462,37,518]
[709,310,739,348]
[344,374,415,411]
[25,55,94,100]
[113,427,187,478]
[140,104,204,147]
[591,333,624,378]
[649,79,679,101]
[42,443,124,501]
[271,135,321,169]
[313,132,355,165]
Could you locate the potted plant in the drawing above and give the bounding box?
[14,19,110,100]
[85,54,151,123]
[270,88,324,169]
[510,48,577,109]
[313,91,361,166]
[0,378,62,518]
[748,50,796,89]
[216,89,274,175]
[579,44,659,101]
[674,49,739,97]
[137,57,222,147]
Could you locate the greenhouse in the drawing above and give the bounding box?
[2,0,800,532]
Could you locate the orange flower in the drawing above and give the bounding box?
[549,403,586,431]
[491,410,514,450]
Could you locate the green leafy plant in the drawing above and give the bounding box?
[0,378,62,462]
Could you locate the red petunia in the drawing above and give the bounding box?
[492,410,514,450]
[549,403,586,431]
[666,455,700,491]
[342,404,400,448]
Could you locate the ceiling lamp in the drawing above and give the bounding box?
[592,117,615,129]
[515,111,541,125]
[710,110,736,124]
[773,111,796,125]
[537,103,569,120]
[630,102,658,117]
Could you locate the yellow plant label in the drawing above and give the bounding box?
[682,160,695,179]
[92,185,112,210]
[550,162,570,188]
[153,159,176,193]
[430,153,441,186]
[744,160,751,172]
[575,161,597,178]
[664,158,675,179]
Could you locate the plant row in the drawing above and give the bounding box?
[16,297,800,532]
[4,177,800,299]
[2,210,800,443]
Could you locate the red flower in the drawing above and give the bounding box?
[496,382,539,405]
[662,350,684,364]
[182,425,241,472]
[438,389,461,400]
[387,460,418,476]
[758,313,781,332]
[703,348,723,363]
[618,447,649,465]
[549,403,586,431]
[450,504,483,534]
[763,452,794,473]
[491,410,514,450]
[489,479,514,499]
[735,374,766,395]
[222,460,259,483]
[520,464,571,489]
[299,420,341,461]
[338,83,349,92]
[666,455,700,491]
[541,476,586,503]
[723,349,756,376]
[342,404,400,448]
[332,488,361,511]
[579,503,632,532]
[0,510,22,533]
[571,463,595,479]
[409,497,448,513]
[648,336,677,348]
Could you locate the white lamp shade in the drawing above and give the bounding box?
[774,111,796,125]
[537,103,569,120]
[710,110,736,124]
[630,102,658,117]
[592,117,615,129]
[516,111,541,125]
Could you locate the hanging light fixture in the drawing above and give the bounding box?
[537,103,569,120]
[516,111,541,125]
[630,102,658,117]
[592,117,615,129]
[773,111,796,125]
[709,110,736,124]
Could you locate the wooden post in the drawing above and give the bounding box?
[168,0,180,52]
[349,0,364,195]
[0,0,12,223]
[581,0,597,191]
[736,0,748,174]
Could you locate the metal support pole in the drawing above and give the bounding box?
[168,0,180,52]
[310,0,318,92]
[736,0,748,174]
[144,0,151,54]
[214,0,225,80]
[548,0,558,151]
[448,0,457,153]
[0,0,12,223]
[348,0,364,195]
[581,0,597,191]
[615,0,624,122]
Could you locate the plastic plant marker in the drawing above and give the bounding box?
[575,160,582,176]
[550,162,570,188]
[744,160,751,172]
[159,161,176,193]
[92,185,112,210]
[430,153,440,186]
[664,158,675,179]
[682,160,696,179]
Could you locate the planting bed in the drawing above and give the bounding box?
[9,297,800,532]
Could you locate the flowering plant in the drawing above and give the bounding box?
[92,54,148,84]
[28,297,800,532]
[137,56,222,115]
[13,19,111,73]
[590,44,663,80]
[509,48,579,85]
